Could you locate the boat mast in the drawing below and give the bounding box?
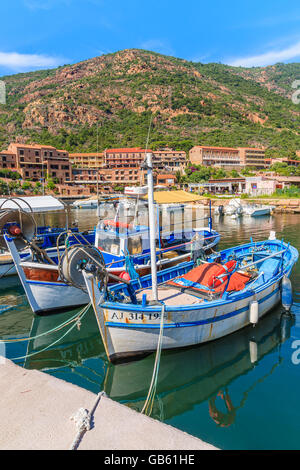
[146,152,158,301]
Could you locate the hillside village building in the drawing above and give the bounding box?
[1,143,72,184]
[189,145,268,169]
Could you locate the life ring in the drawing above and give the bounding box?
[103,220,131,229]
[208,260,237,288]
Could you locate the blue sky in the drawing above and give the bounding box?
[1,0,300,75]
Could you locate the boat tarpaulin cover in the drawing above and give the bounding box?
[143,190,204,204]
[0,196,65,212]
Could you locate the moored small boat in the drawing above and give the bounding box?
[82,235,298,362]
[224,198,274,217]
[4,222,219,314]
[4,189,220,314]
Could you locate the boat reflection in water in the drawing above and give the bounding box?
[24,307,294,428]
[104,310,294,426]
[24,308,106,374]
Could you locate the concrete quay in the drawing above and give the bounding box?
[0,358,217,450]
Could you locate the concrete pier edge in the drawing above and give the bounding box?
[0,357,218,450]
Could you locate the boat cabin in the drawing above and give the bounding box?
[95,221,151,263]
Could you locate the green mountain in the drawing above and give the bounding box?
[0,49,299,157]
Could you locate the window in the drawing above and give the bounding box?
[35,151,39,156]
[20,150,24,155]
[127,236,142,255]
[36,158,40,162]
[20,157,24,162]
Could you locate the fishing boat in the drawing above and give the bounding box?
[79,153,298,363]
[82,235,298,362]
[0,196,95,278]
[4,216,219,314]
[4,183,219,314]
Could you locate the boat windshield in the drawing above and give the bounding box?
[127,236,143,255]
[97,232,121,255]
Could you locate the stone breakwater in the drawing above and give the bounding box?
[198,198,300,214]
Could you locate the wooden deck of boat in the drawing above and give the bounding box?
[136,286,202,306]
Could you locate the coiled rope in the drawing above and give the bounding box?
[69,391,107,450]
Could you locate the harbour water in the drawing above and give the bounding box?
[1,208,300,450]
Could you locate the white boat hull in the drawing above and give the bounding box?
[244,208,271,217]
[83,271,282,362]
[4,239,89,314]
[25,281,89,314]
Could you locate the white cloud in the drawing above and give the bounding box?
[228,40,300,67]
[140,39,174,56]
[0,51,65,71]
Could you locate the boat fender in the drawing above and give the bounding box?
[281,275,293,311]
[249,300,259,325]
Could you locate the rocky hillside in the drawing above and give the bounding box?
[0,49,299,157]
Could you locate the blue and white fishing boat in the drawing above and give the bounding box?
[4,185,219,314]
[0,196,95,278]
[80,153,299,362]
[83,235,298,362]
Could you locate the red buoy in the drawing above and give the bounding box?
[119,271,131,281]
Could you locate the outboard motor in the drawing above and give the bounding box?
[216,205,224,216]
[236,206,243,217]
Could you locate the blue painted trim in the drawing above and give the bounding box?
[105,286,280,329]
[26,280,69,287]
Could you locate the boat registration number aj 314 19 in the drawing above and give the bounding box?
[106,310,166,322]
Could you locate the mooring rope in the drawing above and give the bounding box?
[6,304,91,362]
[1,303,91,344]
[141,303,165,416]
[69,391,107,450]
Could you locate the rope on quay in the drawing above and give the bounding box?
[6,304,91,362]
[141,303,165,417]
[69,390,107,450]
[1,303,91,344]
